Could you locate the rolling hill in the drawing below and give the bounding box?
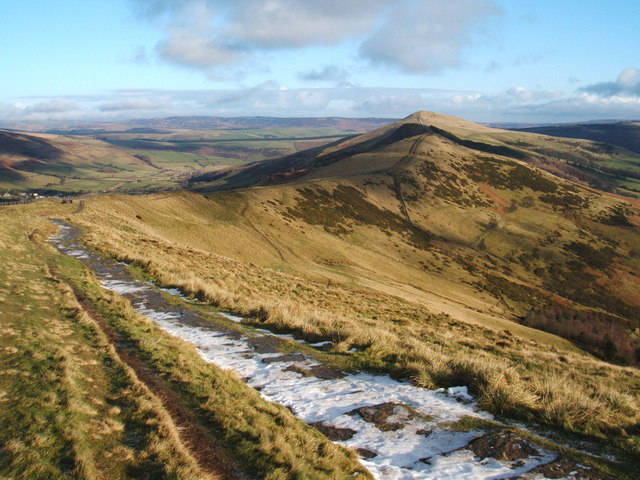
[0,118,395,194]
[186,111,640,366]
[202,112,640,199]
[5,110,640,476]
[514,121,640,155]
[0,129,346,194]
[511,121,640,197]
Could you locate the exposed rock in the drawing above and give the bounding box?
[347,402,412,431]
[262,353,306,363]
[283,365,311,376]
[468,431,539,461]
[355,448,378,459]
[309,422,357,441]
[222,331,244,340]
[308,365,346,379]
[248,335,287,353]
[284,364,345,379]
[522,459,616,479]
[416,428,432,436]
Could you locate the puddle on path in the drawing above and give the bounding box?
[50,220,565,480]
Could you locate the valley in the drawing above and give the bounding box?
[2,111,640,479]
[0,117,389,195]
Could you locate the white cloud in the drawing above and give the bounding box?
[353,93,428,115]
[581,67,640,97]
[227,0,388,48]
[99,98,173,112]
[297,65,350,83]
[157,30,239,68]
[359,0,500,73]
[618,67,639,88]
[25,100,81,114]
[4,72,640,126]
[130,0,500,74]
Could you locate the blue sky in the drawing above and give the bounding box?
[1,0,639,125]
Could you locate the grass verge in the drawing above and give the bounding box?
[55,246,371,480]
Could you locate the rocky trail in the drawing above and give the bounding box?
[49,220,619,480]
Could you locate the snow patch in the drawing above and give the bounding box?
[49,221,559,480]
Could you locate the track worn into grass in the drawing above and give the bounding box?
[52,265,245,480]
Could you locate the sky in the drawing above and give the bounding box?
[1,0,639,125]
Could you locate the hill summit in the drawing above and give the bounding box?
[191,111,640,366]
[204,110,640,198]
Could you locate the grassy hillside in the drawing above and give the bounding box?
[65,141,640,459]
[1,201,369,480]
[0,125,368,195]
[3,111,640,476]
[515,121,640,154]
[511,122,640,197]
[204,112,640,198]
[191,111,640,364]
[0,131,196,194]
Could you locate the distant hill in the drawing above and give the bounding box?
[0,130,163,193]
[513,121,640,154]
[0,119,383,193]
[193,110,640,365]
[0,130,64,161]
[123,116,396,132]
[10,116,397,135]
[205,112,640,199]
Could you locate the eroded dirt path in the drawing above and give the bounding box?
[49,223,246,480]
[49,220,621,480]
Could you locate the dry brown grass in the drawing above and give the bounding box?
[0,211,206,480]
[67,197,640,458]
[62,261,370,480]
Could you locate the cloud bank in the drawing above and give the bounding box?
[2,69,639,126]
[131,0,499,74]
[581,67,640,97]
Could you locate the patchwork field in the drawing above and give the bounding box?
[0,124,368,195]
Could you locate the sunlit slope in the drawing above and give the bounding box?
[0,130,253,194]
[65,183,640,460]
[76,149,640,365]
[36,111,639,462]
[203,111,640,197]
[131,111,640,365]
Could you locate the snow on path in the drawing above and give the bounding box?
[49,220,557,480]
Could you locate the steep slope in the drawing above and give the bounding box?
[203,111,640,198]
[191,111,640,366]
